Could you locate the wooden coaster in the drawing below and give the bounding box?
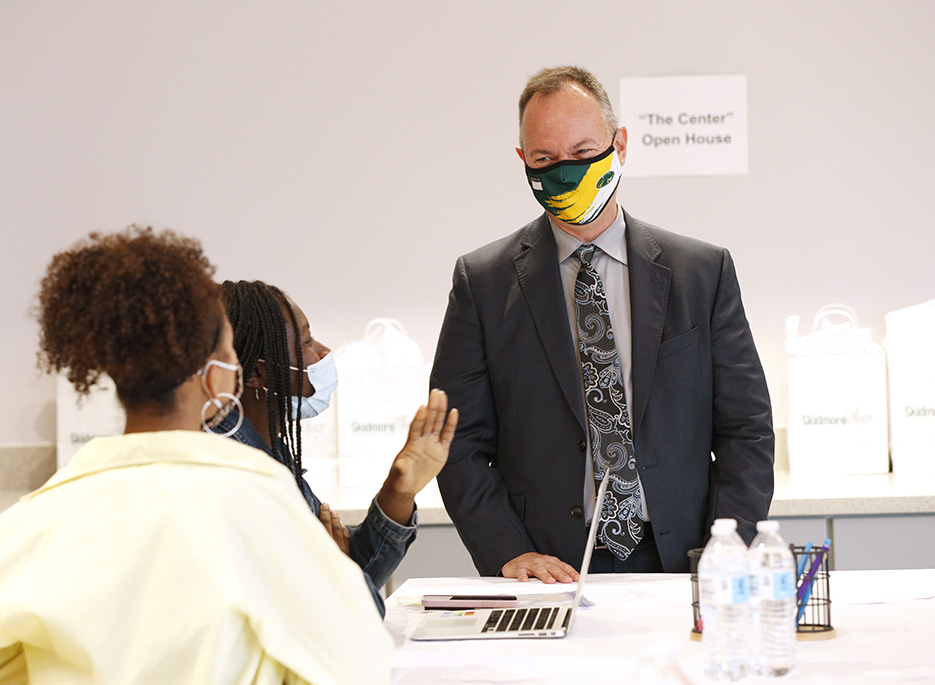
[796,626,837,640]
[689,627,836,641]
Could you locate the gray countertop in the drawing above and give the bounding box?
[5,470,935,524]
[319,470,935,524]
[769,470,935,517]
[266,470,935,524]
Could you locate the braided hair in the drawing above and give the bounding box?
[221,280,304,483]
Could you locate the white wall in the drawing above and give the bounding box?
[2,0,933,445]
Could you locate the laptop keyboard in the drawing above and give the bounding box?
[482,607,565,633]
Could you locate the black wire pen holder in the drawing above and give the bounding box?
[687,545,835,641]
[792,545,835,640]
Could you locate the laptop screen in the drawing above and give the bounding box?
[566,471,611,631]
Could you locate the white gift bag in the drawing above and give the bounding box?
[334,318,430,491]
[56,374,125,469]
[299,412,339,492]
[884,299,935,475]
[786,305,889,476]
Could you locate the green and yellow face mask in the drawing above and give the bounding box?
[524,144,622,225]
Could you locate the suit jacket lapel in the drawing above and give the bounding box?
[626,211,671,442]
[514,215,588,432]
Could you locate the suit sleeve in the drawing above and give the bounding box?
[430,257,537,575]
[708,249,775,545]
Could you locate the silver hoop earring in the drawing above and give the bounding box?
[201,393,244,438]
[254,388,260,400]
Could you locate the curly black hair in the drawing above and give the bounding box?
[37,226,222,410]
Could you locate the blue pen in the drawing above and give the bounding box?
[796,541,813,580]
[796,538,831,623]
[797,539,831,602]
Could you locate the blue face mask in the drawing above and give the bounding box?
[289,352,338,419]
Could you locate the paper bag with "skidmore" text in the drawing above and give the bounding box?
[884,299,935,475]
[333,318,429,491]
[786,305,889,476]
[56,374,124,470]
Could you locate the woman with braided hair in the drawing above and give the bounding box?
[218,280,458,616]
[0,228,392,684]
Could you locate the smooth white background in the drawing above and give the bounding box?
[2,1,933,446]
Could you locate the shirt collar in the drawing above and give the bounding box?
[548,205,628,265]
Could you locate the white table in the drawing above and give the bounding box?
[384,570,935,684]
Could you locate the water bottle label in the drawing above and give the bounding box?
[773,570,796,599]
[700,574,750,604]
[752,570,796,599]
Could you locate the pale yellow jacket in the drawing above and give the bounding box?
[0,430,391,684]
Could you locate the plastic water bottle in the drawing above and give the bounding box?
[748,520,797,677]
[698,518,751,681]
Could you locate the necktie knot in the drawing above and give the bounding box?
[576,244,596,266]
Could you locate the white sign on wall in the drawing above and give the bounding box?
[618,74,748,177]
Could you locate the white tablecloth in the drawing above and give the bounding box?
[384,570,935,684]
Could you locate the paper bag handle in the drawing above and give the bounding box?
[812,304,858,332]
[362,317,409,343]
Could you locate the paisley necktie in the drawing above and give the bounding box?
[574,243,647,560]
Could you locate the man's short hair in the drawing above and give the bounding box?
[518,65,618,147]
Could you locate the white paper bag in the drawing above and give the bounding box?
[786,305,889,476]
[884,299,935,475]
[56,374,125,469]
[299,411,339,491]
[333,318,430,491]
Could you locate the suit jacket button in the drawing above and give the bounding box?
[570,506,583,519]
[577,439,586,452]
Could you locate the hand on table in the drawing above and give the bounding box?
[501,552,580,584]
[377,389,458,525]
[319,502,351,557]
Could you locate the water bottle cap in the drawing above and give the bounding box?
[711,518,737,535]
[756,520,779,533]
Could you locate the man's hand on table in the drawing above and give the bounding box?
[501,552,580,583]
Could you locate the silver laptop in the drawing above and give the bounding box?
[410,473,611,641]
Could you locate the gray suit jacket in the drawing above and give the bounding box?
[430,210,774,575]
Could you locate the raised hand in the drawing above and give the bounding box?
[376,389,458,525]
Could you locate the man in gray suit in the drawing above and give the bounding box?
[430,66,773,583]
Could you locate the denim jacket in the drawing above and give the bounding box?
[216,411,417,617]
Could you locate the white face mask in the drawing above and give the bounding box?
[289,352,338,419]
[198,358,244,437]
